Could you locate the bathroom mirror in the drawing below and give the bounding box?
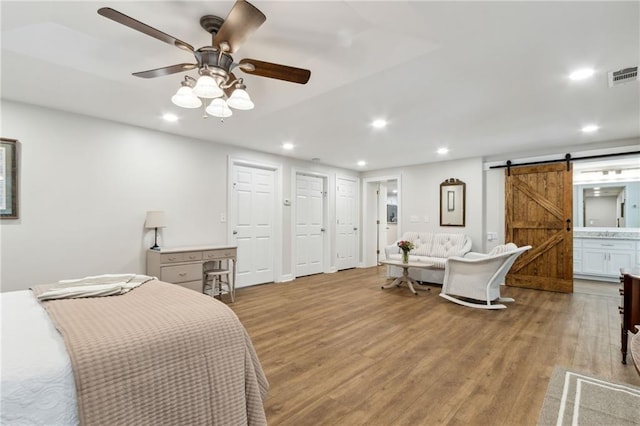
[573,182,640,228]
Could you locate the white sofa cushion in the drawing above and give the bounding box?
[412,233,434,256]
[429,233,469,258]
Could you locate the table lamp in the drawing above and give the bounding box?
[145,211,166,250]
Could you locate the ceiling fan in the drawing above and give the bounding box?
[97,0,311,118]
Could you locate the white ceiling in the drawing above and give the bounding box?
[2,1,639,171]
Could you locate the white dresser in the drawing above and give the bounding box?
[147,245,237,292]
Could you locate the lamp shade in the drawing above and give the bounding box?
[171,86,202,109]
[145,211,166,228]
[206,98,233,118]
[227,87,254,110]
[192,75,223,99]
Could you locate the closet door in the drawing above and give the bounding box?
[336,176,358,270]
[295,174,324,277]
[231,164,276,287]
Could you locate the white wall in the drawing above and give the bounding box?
[0,101,357,291]
[4,101,637,291]
[361,157,485,253]
[484,169,505,252]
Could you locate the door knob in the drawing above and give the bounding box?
[232,230,238,235]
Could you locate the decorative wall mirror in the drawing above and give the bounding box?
[0,138,18,219]
[440,178,465,226]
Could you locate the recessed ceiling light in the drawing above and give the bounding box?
[593,187,600,190]
[282,142,294,150]
[162,113,179,122]
[392,189,398,194]
[569,68,595,81]
[371,119,387,129]
[357,160,367,167]
[437,147,449,155]
[581,124,599,133]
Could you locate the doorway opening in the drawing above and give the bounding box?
[363,175,401,268]
[572,156,640,285]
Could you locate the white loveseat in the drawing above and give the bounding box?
[384,231,472,284]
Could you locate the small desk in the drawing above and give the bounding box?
[147,245,237,296]
[380,259,434,295]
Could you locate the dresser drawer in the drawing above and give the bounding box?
[161,252,185,263]
[582,239,635,250]
[183,251,203,262]
[203,249,236,260]
[161,263,202,283]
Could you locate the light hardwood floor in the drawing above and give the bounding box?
[230,267,640,425]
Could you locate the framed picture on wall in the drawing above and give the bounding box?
[440,178,465,226]
[1,138,18,219]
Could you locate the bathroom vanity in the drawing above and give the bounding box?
[574,230,640,282]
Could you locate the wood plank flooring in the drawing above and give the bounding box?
[229,267,640,425]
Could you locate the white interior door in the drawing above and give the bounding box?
[231,164,275,287]
[295,174,324,277]
[336,176,358,270]
[377,183,388,261]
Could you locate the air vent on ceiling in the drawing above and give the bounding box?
[608,66,638,87]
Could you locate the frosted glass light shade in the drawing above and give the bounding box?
[206,98,233,118]
[192,75,223,99]
[171,86,202,108]
[227,88,254,110]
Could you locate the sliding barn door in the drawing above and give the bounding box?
[505,163,573,293]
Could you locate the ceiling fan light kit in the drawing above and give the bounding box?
[170,77,202,109]
[206,98,233,118]
[226,82,254,110]
[98,0,311,120]
[192,73,224,99]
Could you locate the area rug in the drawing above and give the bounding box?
[537,367,640,425]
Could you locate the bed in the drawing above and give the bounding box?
[0,278,268,425]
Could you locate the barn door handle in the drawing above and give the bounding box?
[566,219,571,231]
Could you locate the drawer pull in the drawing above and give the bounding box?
[178,272,187,277]
[601,244,614,247]
[168,257,177,261]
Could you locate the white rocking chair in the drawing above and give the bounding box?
[439,244,531,310]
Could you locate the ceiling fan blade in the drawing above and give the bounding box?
[98,7,194,53]
[213,0,266,53]
[239,59,311,84]
[133,63,198,79]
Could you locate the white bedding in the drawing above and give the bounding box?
[0,290,78,425]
